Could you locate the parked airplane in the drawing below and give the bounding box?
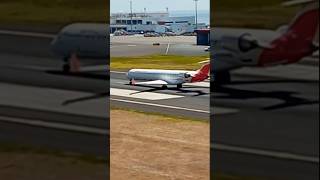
[51,23,109,72]
[127,61,210,89]
[212,0,319,83]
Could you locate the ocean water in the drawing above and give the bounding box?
[170,10,210,25]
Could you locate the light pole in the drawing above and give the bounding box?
[194,0,198,31]
[130,0,133,33]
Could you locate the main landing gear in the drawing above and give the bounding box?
[62,56,70,73]
[62,53,80,73]
[161,85,168,89]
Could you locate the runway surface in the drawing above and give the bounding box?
[111,35,209,56]
[0,30,318,179]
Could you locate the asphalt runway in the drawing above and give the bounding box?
[0,30,319,179]
[212,72,319,179]
[110,71,210,119]
[111,35,209,57]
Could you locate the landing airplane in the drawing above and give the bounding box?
[127,61,210,89]
[51,23,109,72]
[212,0,319,83]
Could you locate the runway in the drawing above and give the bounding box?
[111,35,209,56]
[0,29,318,179]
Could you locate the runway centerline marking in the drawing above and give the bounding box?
[111,98,210,113]
[110,88,183,100]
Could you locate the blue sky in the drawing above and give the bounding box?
[110,0,210,13]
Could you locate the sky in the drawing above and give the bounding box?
[110,0,210,13]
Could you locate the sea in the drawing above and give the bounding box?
[170,10,210,25]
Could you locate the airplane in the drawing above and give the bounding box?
[51,23,109,72]
[212,0,319,83]
[127,61,210,89]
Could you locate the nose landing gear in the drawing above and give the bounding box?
[62,53,80,73]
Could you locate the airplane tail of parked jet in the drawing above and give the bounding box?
[258,1,319,66]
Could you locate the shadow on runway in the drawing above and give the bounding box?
[46,70,109,80]
[128,84,208,97]
[62,91,110,106]
[213,81,319,110]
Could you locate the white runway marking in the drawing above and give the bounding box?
[165,43,170,55]
[112,97,237,115]
[111,98,209,113]
[0,115,108,135]
[213,143,319,163]
[184,82,210,88]
[110,88,183,100]
[1,114,317,163]
[0,29,55,38]
[111,71,127,74]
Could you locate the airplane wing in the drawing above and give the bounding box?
[133,80,168,85]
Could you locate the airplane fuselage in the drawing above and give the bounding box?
[127,69,194,85]
[51,23,109,59]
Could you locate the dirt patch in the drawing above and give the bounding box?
[111,110,210,180]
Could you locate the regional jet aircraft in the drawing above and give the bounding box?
[127,61,210,89]
[212,0,319,83]
[51,23,109,72]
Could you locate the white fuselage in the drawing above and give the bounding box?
[127,69,195,85]
[212,27,281,72]
[51,23,109,59]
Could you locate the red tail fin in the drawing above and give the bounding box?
[191,63,210,82]
[287,3,319,43]
[259,3,319,66]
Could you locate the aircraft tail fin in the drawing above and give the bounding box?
[286,1,319,45]
[191,62,210,82]
[259,2,319,66]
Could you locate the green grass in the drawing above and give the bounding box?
[111,107,209,123]
[0,0,108,26]
[111,54,209,71]
[211,0,299,29]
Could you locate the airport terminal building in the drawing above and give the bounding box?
[110,12,207,34]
